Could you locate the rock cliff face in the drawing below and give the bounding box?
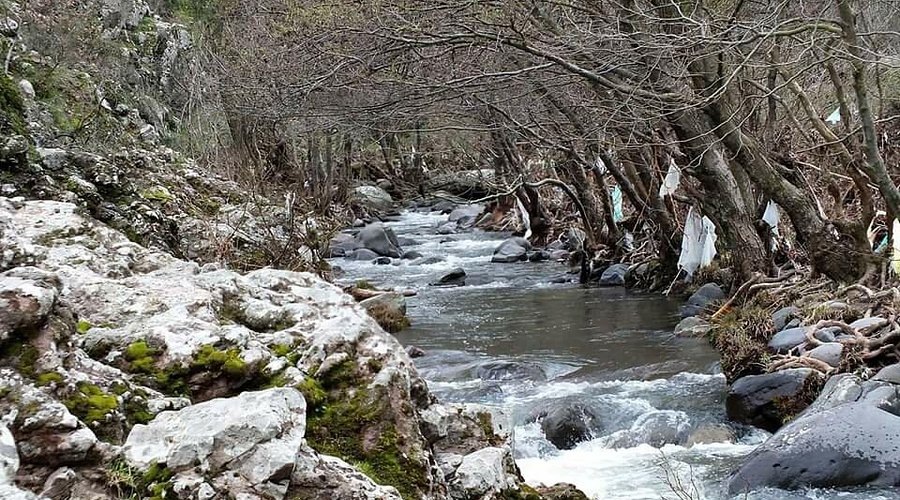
[0,196,528,499]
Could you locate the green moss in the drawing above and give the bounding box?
[105,458,172,500]
[35,372,64,387]
[366,302,410,333]
[0,73,27,136]
[355,279,376,290]
[306,382,426,500]
[500,484,543,500]
[140,187,174,203]
[13,343,40,378]
[192,344,248,379]
[124,341,157,374]
[76,320,92,334]
[64,382,119,424]
[295,376,326,408]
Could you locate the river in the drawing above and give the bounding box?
[331,210,900,500]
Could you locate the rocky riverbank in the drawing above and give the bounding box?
[0,195,599,499]
[671,277,900,494]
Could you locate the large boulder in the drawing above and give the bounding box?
[598,264,628,286]
[124,388,306,495]
[728,375,900,493]
[327,233,361,257]
[539,403,604,450]
[681,283,725,318]
[351,185,394,213]
[450,447,517,498]
[355,223,403,258]
[726,368,823,432]
[491,237,531,263]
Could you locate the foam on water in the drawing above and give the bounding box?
[331,210,900,500]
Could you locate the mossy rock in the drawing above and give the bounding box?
[305,360,428,500]
[0,74,27,136]
[64,382,119,425]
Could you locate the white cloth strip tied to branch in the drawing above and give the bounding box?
[678,208,718,278]
[762,200,781,251]
[515,194,532,242]
[892,219,900,275]
[658,158,681,198]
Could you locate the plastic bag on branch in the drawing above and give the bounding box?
[516,194,532,241]
[762,200,782,250]
[611,186,624,222]
[892,219,900,275]
[658,159,681,198]
[678,208,718,278]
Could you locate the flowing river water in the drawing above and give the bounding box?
[331,210,899,500]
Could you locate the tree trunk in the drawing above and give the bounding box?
[670,110,770,280]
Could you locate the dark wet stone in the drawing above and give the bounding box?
[347,248,380,261]
[726,368,822,432]
[491,237,531,263]
[728,378,900,493]
[772,306,800,332]
[681,283,725,318]
[430,268,466,287]
[598,263,628,286]
[475,360,545,382]
[356,222,403,258]
[401,250,424,260]
[406,346,427,358]
[768,327,811,354]
[539,403,605,450]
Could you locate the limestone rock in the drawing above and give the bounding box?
[0,268,60,344]
[0,424,18,484]
[125,388,305,498]
[451,447,517,498]
[290,445,402,500]
[351,186,394,213]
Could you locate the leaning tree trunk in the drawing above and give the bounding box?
[706,104,868,282]
[669,110,770,281]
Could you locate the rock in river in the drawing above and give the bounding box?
[539,402,605,450]
[355,222,403,258]
[598,263,628,286]
[491,237,531,263]
[728,375,900,493]
[430,267,466,287]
